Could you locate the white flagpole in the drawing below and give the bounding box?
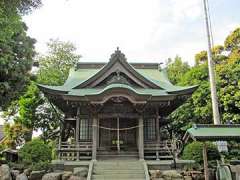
[203,0,221,125]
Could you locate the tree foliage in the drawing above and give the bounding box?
[34,39,80,140]
[224,28,240,51]
[166,55,190,85]
[37,39,81,85]
[3,122,29,149]
[19,139,52,166]
[0,0,37,110]
[1,0,42,15]
[3,40,80,144]
[182,141,220,165]
[167,27,240,137]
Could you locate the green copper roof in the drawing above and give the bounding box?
[63,68,100,89]
[67,83,170,97]
[38,49,198,99]
[184,124,240,141]
[44,66,196,91]
[38,66,197,96]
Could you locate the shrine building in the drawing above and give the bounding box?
[38,48,197,161]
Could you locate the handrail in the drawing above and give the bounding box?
[87,160,95,180]
[141,160,150,180]
[59,141,92,151]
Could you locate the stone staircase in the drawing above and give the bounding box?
[97,151,138,160]
[92,160,146,180]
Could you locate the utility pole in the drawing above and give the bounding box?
[203,0,220,125]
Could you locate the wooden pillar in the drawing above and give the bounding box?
[203,143,209,180]
[156,108,160,160]
[58,118,65,160]
[138,115,144,160]
[76,108,80,160]
[58,125,62,160]
[92,116,98,160]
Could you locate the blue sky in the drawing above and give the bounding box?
[22,0,240,66]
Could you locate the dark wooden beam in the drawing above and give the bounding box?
[98,113,139,119]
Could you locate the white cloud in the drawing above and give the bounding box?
[23,0,239,65]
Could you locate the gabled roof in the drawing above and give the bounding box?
[183,124,240,142]
[38,48,198,103]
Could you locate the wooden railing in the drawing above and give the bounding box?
[144,140,183,160]
[144,141,173,160]
[144,141,172,151]
[58,141,92,161]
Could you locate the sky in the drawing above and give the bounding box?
[22,0,240,66]
[0,0,239,125]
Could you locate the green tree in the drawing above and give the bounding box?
[0,22,36,110]
[224,27,240,51]
[182,141,220,166]
[217,28,240,123]
[0,0,39,110]
[195,45,227,65]
[1,0,42,15]
[169,27,240,138]
[16,82,43,141]
[19,139,52,169]
[4,40,80,142]
[3,122,29,149]
[37,39,81,85]
[166,55,190,84]
[169,63,213,137]
[34,39,81,140]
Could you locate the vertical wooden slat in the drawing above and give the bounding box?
[203,143,209,180]
[92,116,98,160]
[156,108,160,160]
[138,115,144,159]
[58,121,62,160]
[76,108,80,160]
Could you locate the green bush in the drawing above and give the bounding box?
[48,140,57,160]
[19,139,52,167]
[31,161,51,171]
[182,141,220,166]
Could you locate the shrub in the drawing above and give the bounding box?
[19,139,52,167]
[182,141,220,166]
[31,161,51,171]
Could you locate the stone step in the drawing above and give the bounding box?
[95,160,141,164]
[97,156,138,160]
[95,162,142,165]
[93,169,145,174]
[97,151,138,154]
[95,163,142,167]
[92,174,145,180]
[92,160,145,180]
[94,166,143,170]
[92,177,144,180]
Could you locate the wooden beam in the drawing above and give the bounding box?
[203,143,209,180]
[98,113,139,119]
